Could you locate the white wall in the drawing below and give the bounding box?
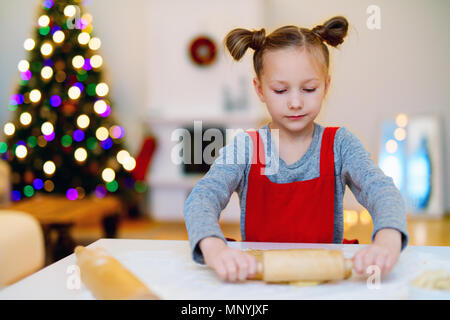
[146,0,265,120]
[0,0,37,137]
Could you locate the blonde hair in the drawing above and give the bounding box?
[224,16,349,83]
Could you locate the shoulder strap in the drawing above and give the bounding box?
[320,127,339,176]
[245,130,265,167]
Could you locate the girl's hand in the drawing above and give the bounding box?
[199,237,258,282]
[352,228,402,276]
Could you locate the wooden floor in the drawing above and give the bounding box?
[72,213,450,247]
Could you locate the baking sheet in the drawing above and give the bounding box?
[72,245,450,300]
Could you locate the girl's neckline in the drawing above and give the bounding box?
[261,122,321,170]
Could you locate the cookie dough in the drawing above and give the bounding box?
[413,269,450,290]
[289,280,324,287]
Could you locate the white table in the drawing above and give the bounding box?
[0,239,449,300]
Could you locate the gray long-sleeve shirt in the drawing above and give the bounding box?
[184,122,409,264]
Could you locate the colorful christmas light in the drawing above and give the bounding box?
[66,188,78,200]
[43,161,56,175]
[72,55,84,69]
[100,138,113,150]
[76,114,90,128]
[4,123,15,136]
[17,60,29,72]
[73,129,85,142]
[88,37,101,50]
[95,186,107,198]
[74,147,87,162]
[40,42,53,56]
[95,83,109,97]
[53,30,65,43]
[24,38,35,51]
[41,66,53,79]
[42,0,54,9]
[33,178,44,190]
[95,127,109,141]
[99,105,111,118]
[64,5,76,17]
[49,95,61,107]
[15,145,28,159]
[19,112,32,126]
[20,70,32,81]
[29,89,41,102]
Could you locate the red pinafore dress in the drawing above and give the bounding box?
[243,127,358,244]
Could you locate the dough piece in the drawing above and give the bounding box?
[412,269,450,290]
[289,280,324,287]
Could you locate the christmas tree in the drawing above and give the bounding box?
[0,0,144,206]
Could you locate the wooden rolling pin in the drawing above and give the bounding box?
[248,249,353,282]
[75,246,160,300]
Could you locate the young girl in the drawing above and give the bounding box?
[184,16,408,282]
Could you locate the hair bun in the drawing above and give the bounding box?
[224,28,266,61]
[312,16,348,47]
[249,29,266,51]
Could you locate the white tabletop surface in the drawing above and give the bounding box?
[1,239,449,300]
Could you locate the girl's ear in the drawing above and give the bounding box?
[324,75,331,96]
[253,77,266,103]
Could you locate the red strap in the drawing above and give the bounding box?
[247,127,340,175]
[246,130,266,167]
[320,127,339,176]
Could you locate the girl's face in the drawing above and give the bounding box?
[253,46,330,136]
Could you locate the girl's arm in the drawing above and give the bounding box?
[352,227,402,275]
[198,236,258,282]
[183,131,251,264]
[337,127,409,274]
[184,131,259,281]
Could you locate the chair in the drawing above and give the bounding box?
[0,210,45,287]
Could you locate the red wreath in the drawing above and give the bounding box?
[189,36,217,66]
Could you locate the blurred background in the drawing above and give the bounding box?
[0,0,449,269]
